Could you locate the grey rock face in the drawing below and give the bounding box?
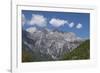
[22,28,83,60]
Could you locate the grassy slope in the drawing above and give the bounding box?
[63,40,90,60]
[22,50,34,62]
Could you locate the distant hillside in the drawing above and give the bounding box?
[63,40,90,60]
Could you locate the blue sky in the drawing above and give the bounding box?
[22,10,90,38]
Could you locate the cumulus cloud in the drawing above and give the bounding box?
[68,22,75,28]
[26,27,37,33]
[49,18,67,27]
[76,23,82,29]
[22,14,26,26]
[29,14,47,27]
[24,13,83,30]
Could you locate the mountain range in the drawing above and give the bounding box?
[22,27,88,62]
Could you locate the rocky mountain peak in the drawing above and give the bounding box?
[22,27,84,60]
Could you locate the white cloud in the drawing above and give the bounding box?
[49,18,67,27]
[68,22,74,28]
[76,23,82,29]
[22,14,26,26]
[29,14,47,27]
[26,27,37,33]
